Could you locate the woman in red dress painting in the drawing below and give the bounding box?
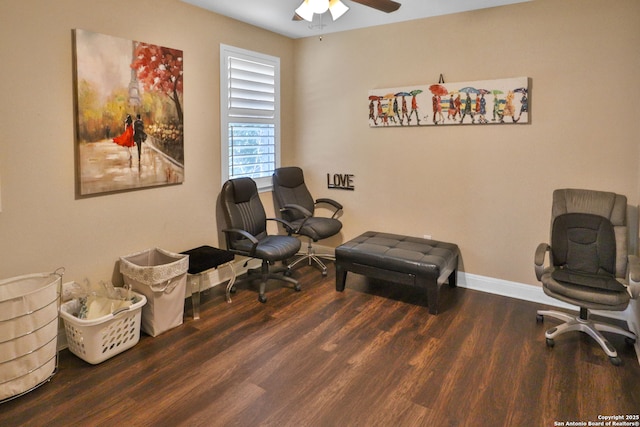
[112,115,135,158]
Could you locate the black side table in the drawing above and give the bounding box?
[181,245,236,319]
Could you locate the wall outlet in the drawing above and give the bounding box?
[423,234,432,240]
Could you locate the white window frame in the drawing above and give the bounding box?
[220,44,281,192]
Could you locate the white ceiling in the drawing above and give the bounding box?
[181,0,532,39]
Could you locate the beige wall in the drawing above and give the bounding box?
[0,0,639,293]
[0,0,294,282]
[291,0,640,286]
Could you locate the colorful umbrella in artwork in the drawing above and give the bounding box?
[369,95,381,100]
[514,87,528,94]
[492,90,504,96]
[429,84,448,96]
[395,91,410,97]
[459,86,479,94]
[410,89,423,96]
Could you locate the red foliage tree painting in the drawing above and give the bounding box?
[73,29,185,196]
[131,43,183,124]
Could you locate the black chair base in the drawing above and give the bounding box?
[238,260,300,303]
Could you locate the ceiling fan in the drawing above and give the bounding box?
[293,0,401,22]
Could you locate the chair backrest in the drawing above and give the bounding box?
[272,167,315,222]
[551,189,628,278]
[221,178,267,247]
[552,212,616,276]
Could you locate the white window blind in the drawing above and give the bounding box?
[228,57,275,118]
[221,45,280,191]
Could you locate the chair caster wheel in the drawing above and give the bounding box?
[536,314,544,323]
[625,336,636,346]
[546,338,555,347]
[258,294,267,303]
[321,269,327,277]
[230,286,237,294]
[284,269,292,277]
[610,356,622,366]
[294,284,301,292]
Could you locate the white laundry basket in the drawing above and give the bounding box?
[60,289,146,364]
[0,270,63,403]
[119,248,189,337]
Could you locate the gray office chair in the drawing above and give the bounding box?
[273,167,343,276]
[535,188,640,365]
[221,177,301,303]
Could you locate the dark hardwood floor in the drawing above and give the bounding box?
[2,264,640,426]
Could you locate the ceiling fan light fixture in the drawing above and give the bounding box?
[295,1,315,22]
[329,0,349,20]
[309,0,330,14]
[295,0,349,23]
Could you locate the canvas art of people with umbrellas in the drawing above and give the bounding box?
[368,77,529,127]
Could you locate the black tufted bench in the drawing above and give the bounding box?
[335,231,459,314]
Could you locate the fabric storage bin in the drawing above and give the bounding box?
[0,270,63,402]
[119,248,189,337]
[60,289,146,364]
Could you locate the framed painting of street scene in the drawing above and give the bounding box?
[73,29,184,196]
[368,77,529,127]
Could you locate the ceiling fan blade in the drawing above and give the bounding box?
[351,0,401,13]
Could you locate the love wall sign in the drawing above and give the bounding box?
[327,173,354,190]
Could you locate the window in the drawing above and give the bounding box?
[220,44,280,191]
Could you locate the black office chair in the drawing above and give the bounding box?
[535,188,640,365]
[220,177,301,303]
[273,167,343,276]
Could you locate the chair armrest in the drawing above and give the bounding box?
[315,198,343,218]
[222,228,259,256]
[626,254,640,299]
[279,204,312,234]
[282,203,313,218]
[534,243,550,281]
[267,217,299,235]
